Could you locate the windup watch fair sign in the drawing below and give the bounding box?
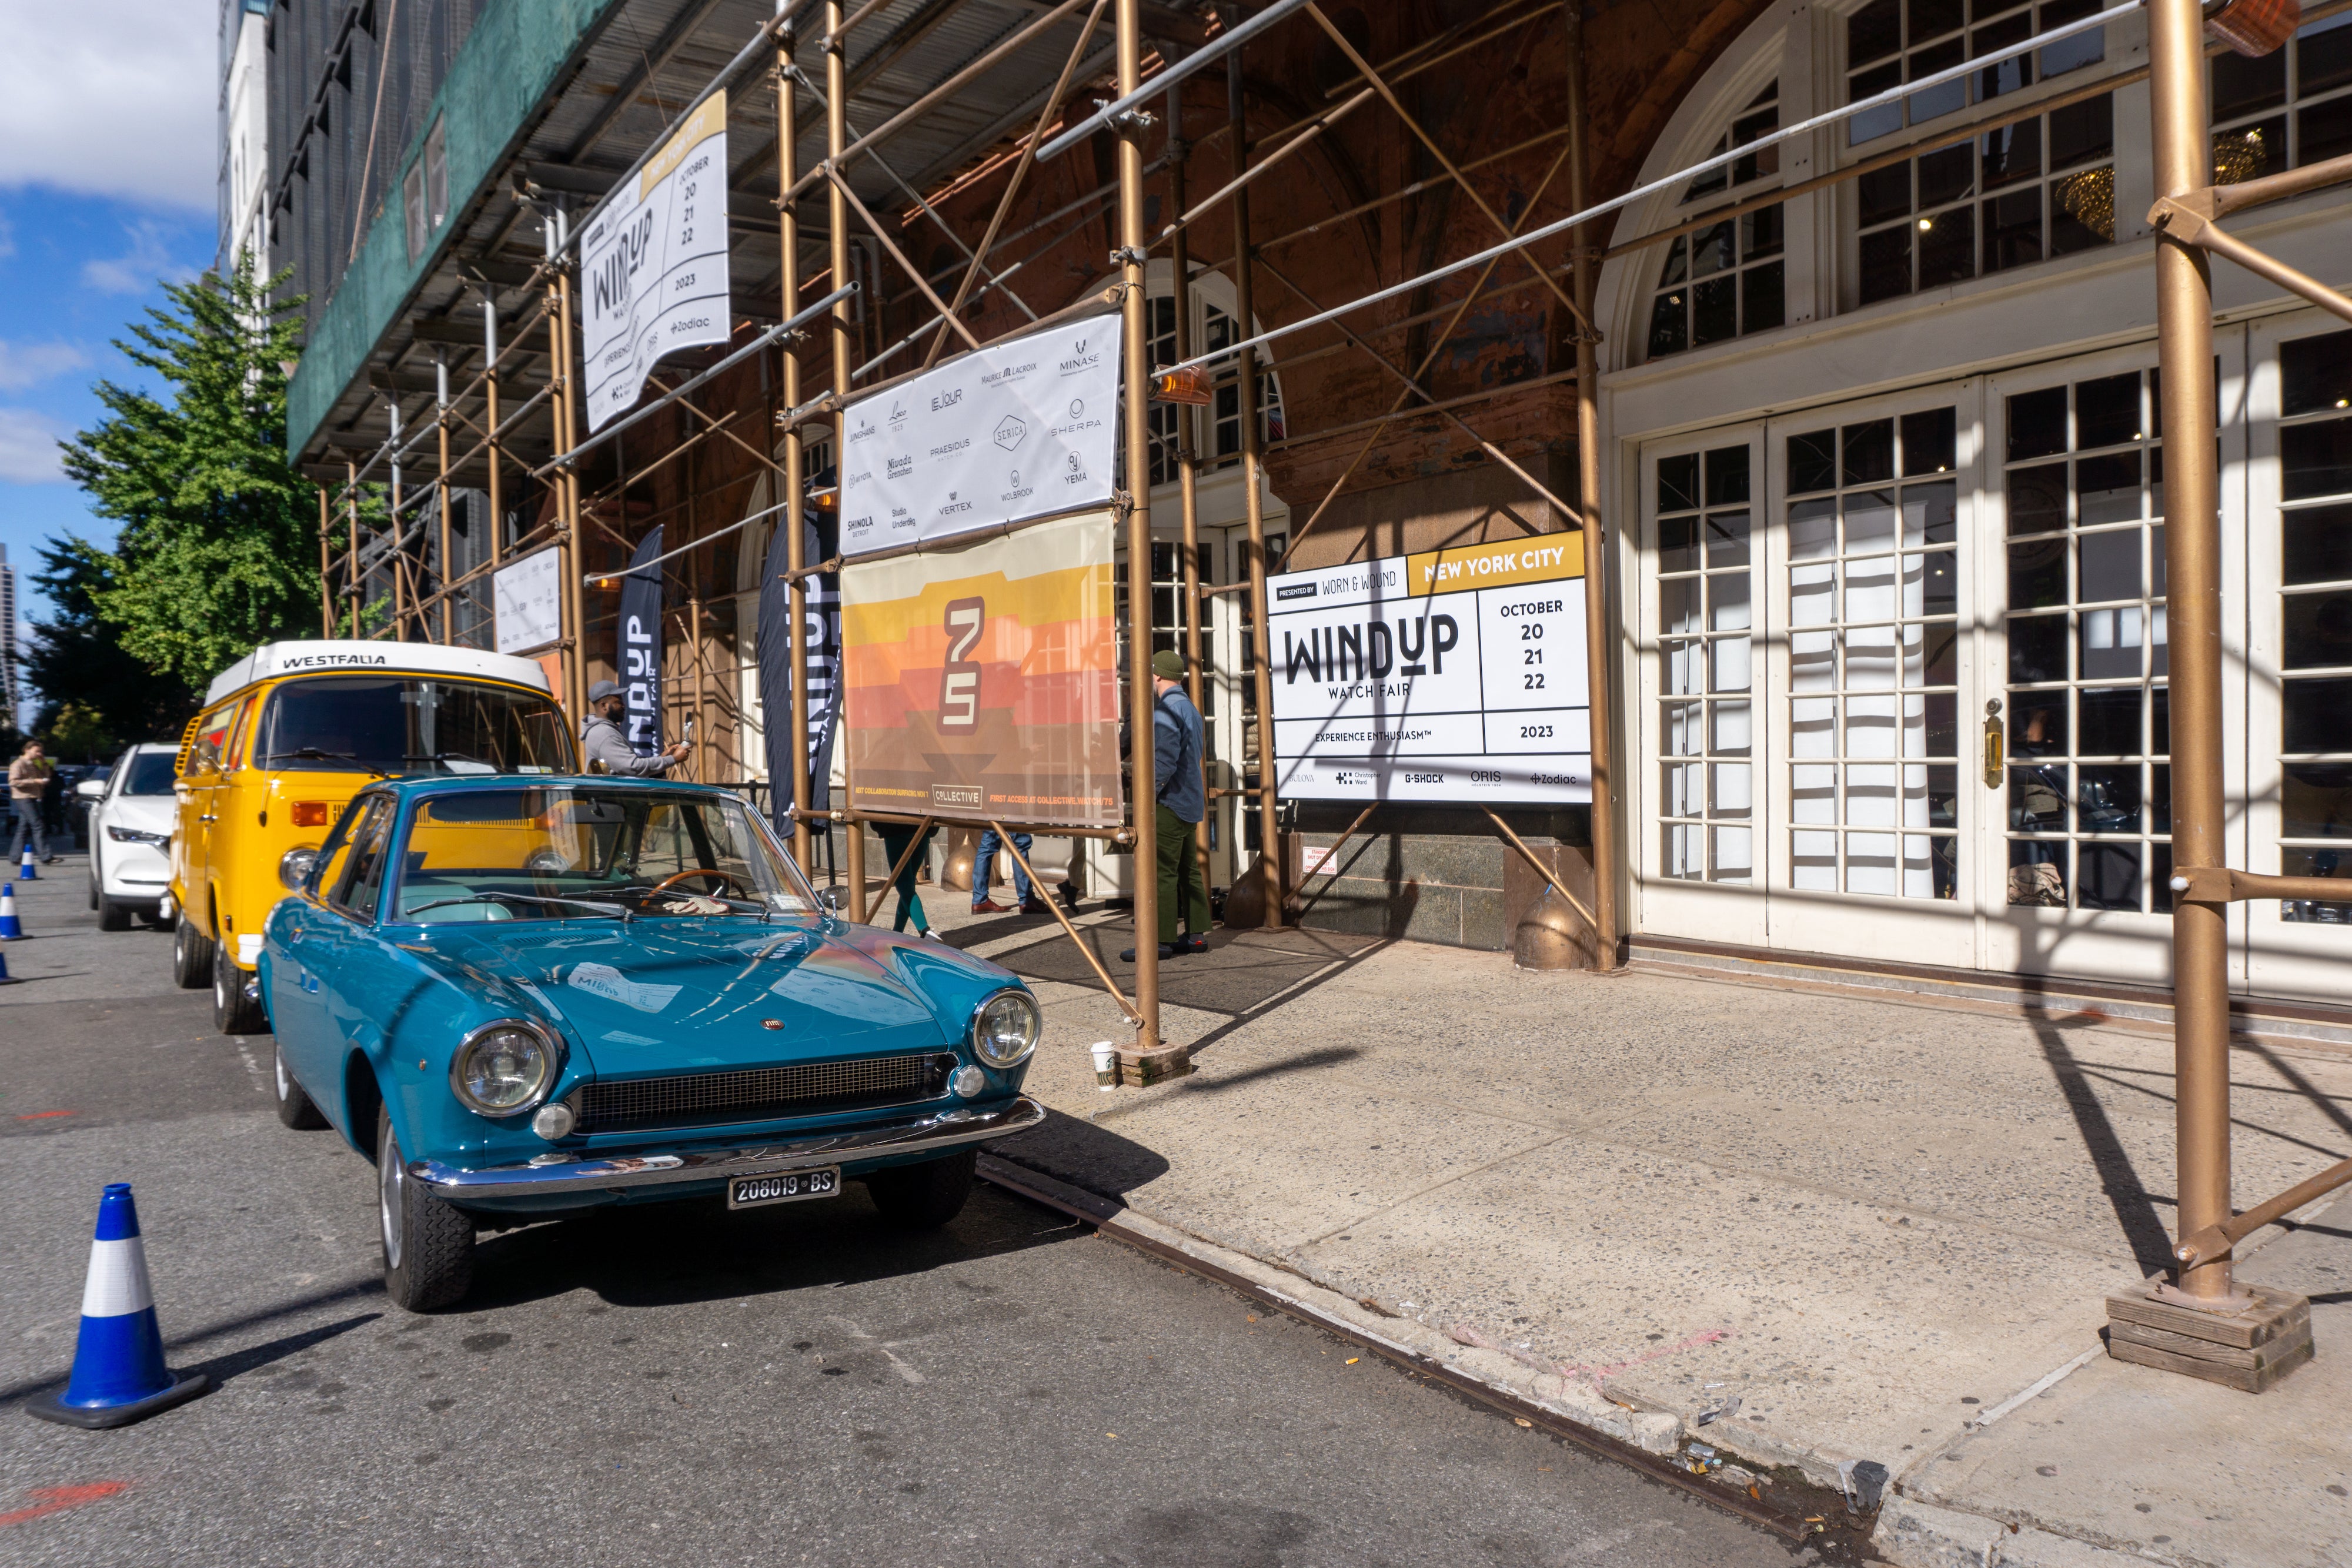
[580,91,731,433]
[1266,536,1592,805]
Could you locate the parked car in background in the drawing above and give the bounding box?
[260,774,1045,1311]
[79,744,179,930]
[54,764,108,848]
[172,640,577,1037]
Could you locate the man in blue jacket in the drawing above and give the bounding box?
[1123,649,1209,962]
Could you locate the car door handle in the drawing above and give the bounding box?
[199,814,217,823]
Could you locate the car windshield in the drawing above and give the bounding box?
[388,787,818,924]
[122,753,177,795]
[258,676,573,775]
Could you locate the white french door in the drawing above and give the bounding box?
[1638,388,1984,967]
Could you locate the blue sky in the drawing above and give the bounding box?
[0,0,216,693]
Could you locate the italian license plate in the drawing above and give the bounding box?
[727,1167,840,1209]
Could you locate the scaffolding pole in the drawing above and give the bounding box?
[1117,0,1165,1051]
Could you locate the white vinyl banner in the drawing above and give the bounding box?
[1267,536,1592,805]
[491,546,563,654]
[839,312,1120,557]
[580,91,731,433]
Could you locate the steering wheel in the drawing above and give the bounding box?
[651,867,751,898]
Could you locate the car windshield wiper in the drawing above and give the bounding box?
[402,892,632,922]
[268,747,387,776]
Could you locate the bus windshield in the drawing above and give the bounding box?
[258,677,574,776]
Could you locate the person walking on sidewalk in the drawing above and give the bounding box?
[970,828,1050,915]
[579,681,692,775]
[877,821,943,940]
[8,740,59,865]
[1122,650,1209,962]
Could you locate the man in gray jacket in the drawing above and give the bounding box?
[580,680,692,775]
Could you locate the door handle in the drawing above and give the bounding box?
[1983,700,2005,787]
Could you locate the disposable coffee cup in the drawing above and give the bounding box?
[1090,1041,1119,1090]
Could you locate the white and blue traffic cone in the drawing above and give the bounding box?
[28,1185,209,1429]
[0,883,22,940]
[0,946,15,984]
[18,841,37,879]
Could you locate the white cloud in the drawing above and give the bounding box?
[0,340,90,392]
[0,1,215,210]
[0,407,68,483]
[81,219,199,295]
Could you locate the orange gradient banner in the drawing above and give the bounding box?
[840,510,1122,828]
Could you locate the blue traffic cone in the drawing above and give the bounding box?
[0,884,21,940]
[28,1185,208,1429]
[0,946,15,984]
[18,842,36,879]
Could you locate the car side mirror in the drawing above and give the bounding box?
[814,885,850,915]
[75,779,105,799]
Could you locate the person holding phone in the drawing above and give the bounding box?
[580,680,692,775]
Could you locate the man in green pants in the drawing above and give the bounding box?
[1123,649,1209,962]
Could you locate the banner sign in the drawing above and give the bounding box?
[758,505,842,830]
[840,510,1121,827]
[1267,536,1591,805]
[491,546,562,654]
[580,91,730,433]
[618,528,664,754]
[839,312,1120,558]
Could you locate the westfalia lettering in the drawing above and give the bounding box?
[1418,543,1573,589]
[276,653,391,670]
[1282,614,1459,684]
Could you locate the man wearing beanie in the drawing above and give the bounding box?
[1122,648,1209,962]
[580,680,692,775]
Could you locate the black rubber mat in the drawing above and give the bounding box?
[986,922,1381,1017]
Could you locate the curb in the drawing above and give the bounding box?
[975,1152,1867,1550]
[1873,1496,2164,1568]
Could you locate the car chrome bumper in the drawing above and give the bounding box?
[407,1096,1047,1199]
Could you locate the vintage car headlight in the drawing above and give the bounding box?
[450,1020,560,1116]
[279,845,322,890]
[970,989,1041,1069]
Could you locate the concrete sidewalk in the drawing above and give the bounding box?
[925,902,2352,1566]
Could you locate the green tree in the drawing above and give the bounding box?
[60,260,318,691]
[24,535,199,751]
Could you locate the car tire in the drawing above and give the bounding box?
[378,1109,473,1312]
[863,1149,977,1230]
[273,1041,329,1130]
[172,914,213,989]
[212,935,270,1035]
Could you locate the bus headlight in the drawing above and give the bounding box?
[279,845,322,890]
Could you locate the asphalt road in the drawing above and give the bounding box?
[0,856,1810,1567]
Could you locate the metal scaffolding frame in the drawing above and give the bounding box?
[306,0,2352,1190]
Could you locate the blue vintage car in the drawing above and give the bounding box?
[260,775,1044,1311]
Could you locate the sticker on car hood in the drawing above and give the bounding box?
[566,961,684,1015]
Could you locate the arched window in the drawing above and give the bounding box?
[1142,273,1285,487]
[1842,0,2114,306]
[1645,81,1787,360]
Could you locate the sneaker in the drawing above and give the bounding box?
[970,898,1013,914]
[44,855,62,864]
[1175,933,1207,955]
[1018,896,1053,915]
[920,929,948,942]
[1117,943,1181,961]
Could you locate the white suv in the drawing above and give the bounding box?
[80,743,178,931]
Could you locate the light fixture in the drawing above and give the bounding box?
[450,1020,561,1116]
[1150,364,1212,404]
[950,1065,987,1098]
[532,1102,576,1139]
[1918,218,1934,231]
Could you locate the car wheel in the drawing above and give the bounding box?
[172,914,213,989]
[863,1149,977,1230]
[273,1041,329,1130]
[378,1109,473,1312]
[212,935,270,1035]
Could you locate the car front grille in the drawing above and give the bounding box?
[567,1051,956,1135]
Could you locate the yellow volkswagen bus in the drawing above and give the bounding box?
[171,641,577,1032]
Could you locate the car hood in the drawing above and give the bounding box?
[409,918,1000,1078]
[102,797,177,833]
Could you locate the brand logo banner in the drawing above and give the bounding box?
[839,313,1118,559]
[840,510,1121,827]
[618,528,664,754]
[1266,536,1592,805]
[580,91,731,433]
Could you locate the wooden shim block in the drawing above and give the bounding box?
[2104,1283,2308,1349]
[1118,1045,1194,1088]
[2110,1330,2314,1393]
[2109,1317,2311,1372]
